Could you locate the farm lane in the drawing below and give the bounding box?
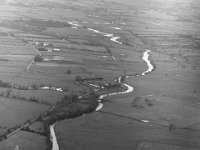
[30,45,41,56]
[26,45,41,71]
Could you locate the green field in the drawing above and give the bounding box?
[0,0,199,149]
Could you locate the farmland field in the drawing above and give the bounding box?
[0,0,200,150]
[0,131,47,150]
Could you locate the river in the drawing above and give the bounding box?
[49,49,155,150]
[50,124,59,150]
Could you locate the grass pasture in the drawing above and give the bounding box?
[0,97,50,129]
[0,131,47,150]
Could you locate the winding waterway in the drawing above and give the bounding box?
[87,27,123,44]
[49,20,154,150]
[142,49,154,75]
[50,49,154,150]
[95,49,154,112]
[66,21,123,44]
[50,124,59,150]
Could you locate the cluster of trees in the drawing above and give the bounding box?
[104,83,121,89]
[0,81,51,91]
[56,94,79,106]
[9,93,40,103]
[31,83,45,90]
[34,55,43,62]
[75,76,103,82]
[43,92,99,125]
[22,125,46,136]
[37,48,48,51]
[0,80,41,90]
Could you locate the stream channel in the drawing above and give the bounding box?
[50,49,154,150]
